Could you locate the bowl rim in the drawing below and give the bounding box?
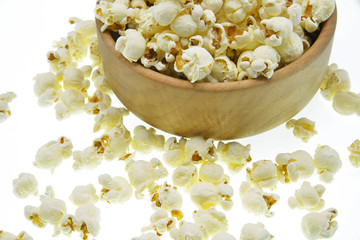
[96,8,337,92]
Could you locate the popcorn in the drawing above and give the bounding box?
[68,17,96,37]
[190,182,219,210]
[62,67,88,91]
[332,91,360,116]
[47,48,73,72]
[259,0,285,19]
[99,124,132,160]
[142,208,177,235]
[132,232,161,240]
[275,32,304,64]
[320,66,351,101]
[223,0,258,23]
[193,208,228,237]
[55,89,85,119]
[184,136,217,164]
[170,14,198,38]
[73,203,101,240]
[237,45,280,79]
[137,10,168,38]
[246,160,278,189]
[33,72,61,106]
[163,137,187,167]
[201,0,223,14]
[286,2,302,27]
[175,46,214,83]
[288,181,325,211]
[348,139,360,168]
[84,90,112,115]
[199,161,225,184]
[115,29,146,62]
[95,0,129,32]
[152,0,181,26]
[172,161,198,188]
[286,117,317,142]
[69,184,99,206]
[239,181,279,217]
[212,231,236,240]
[203,24,229,57]
[151,182,182,213]
[206,55,238,82]
[217,183,234,210]
[0,231,33,240]
[301,208,338,240]
[13,173,38,198]
[131,125,165,154]
[24,205,47,228]
[300,0,335,33]
[169,221,204,240]
[99,174,133,203]
[72,146,103,170]
[240,222,273,240]
[276,150,315,183]
[141,40,168,71]
[260,17,293,47]
[38,192,67,226]
[156,31,180,63]
[314,145,342,183]
[34,136,73,172]
[217,141,252,172]
[93,106,129,132]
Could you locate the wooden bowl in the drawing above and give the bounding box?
[96,10,337,140]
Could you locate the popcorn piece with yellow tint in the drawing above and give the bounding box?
[151,158,169,180]
[199,161,226,184]
[192,5,217,32]
[174,46,214,83]
[99,174,133,203]
[237,45,280,79]
[217,141,251,172]
[93,74,112,93]
[131,125,165,154]
[115,29,146,62]
[201,0,223,14]
[62,67,89,92]
[332,91,360,116]
[141,40,168,71]
[156,30,180,63]
[204,24,229,56]
[24,205,47,228]
[239,181,279,217]
[95,0,129,32]
[288,181,325,211]
[132,232,161,240]
[301,208,338,240]
[142,208,177,236]
[259,0,286,19]
[217,183,234,210]
[72,146,103,170]
[152,0,181,26]
[170,221,204,240]
[68,17,96,37]
[55,89,85,120]
[69,184,98,206]
[46,48,73,72]
[224,0,258,23]
[286,117,317,142]
[33,72,62,107]
[259,17,293,47]
[38,190,67,227]
[193,208,228,237]
[100,125,132,161]
[163,137,187,167]
[240,222,273,240]
[348,139,360,168]
[84,90,112,115]
[73,203,101,240]
[0,231,33,240]
[93,107,129,132]
[17,231,33,240]
[60,214,77,236]
[206,55,238,82]
[275,32,303,64]
[246,160,278,189]
[276,150,315,183]
[136,9,168,38]
[320,65,351,101]
[286,2,302,27]
[314,145,342,183]
[13,173,38,199]
[170,14,198,38]
[184,136,217,164]
[34,136,73,173]
[151,182,182,214]
[172,161,199,189]
[190,182,219,210]
[89,37,102,66]
[300,0,335,33]
[212,231,236,240]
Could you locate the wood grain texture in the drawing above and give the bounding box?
[96,9,337,140]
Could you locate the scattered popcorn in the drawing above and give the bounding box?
[73,203,101,240]
[217,141,252,172]
[38,192,67,226]
[314,145,342,183]
[348,139,360,168]
[199,161,226,184]
[99,174,133,203]
[100,124,132,160]
[190,182,219,210]
[288,181,325,211]
[115,29,146,62]
[55,89,85,119]
[276,150,315,183]
[260,17,293,47]
[69,184,98,206]
[246,160,278,189]
[93,107,129,132]
[84,90,112,115]
[286,117,317,142]
[184,137,217,164]
[217,183,234,210]
[212,231,236,240]
[142,208,176,236]
[300,0,336,33]
[193,208,228,237]
[240,222,273,240]
[62,67,88,91]
[0,231,33,240]
[24,205,47,228]
[0,92,16,122]
[13,173,38,199]
[151,182,182,216]
[239,181,279,217]
[332,91,360,116]
[131,125,165,154]
[206,55,238,82]
[320,65,351,101]
[33,72,61,106]
[172,161,199,189]
[34,136,73,173]
[93,74,112,93]
[72,145,103,170]
[163,137,187,167]
[132,232,161,240]
[170,221,204,240]
[301,208,338,240]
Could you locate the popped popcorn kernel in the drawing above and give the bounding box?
[199,161,225,184]
[93,106,129,132]
[320,65,351,101]
[131,125,165,154]
[217,141,252,172]
[150,182,182,212]
[142,208,176,236]
[72,146,103,170]
[99,174,133,203]
[190,182,219,210]
[13,173,38,199]
[74,203,101,240]
[286,117,317,142]
[246,160,278,189]
[84,90,112,115]
[288,181,325,211]
[132,232,161,240]
[169,221,204,240]
[212,231,236,240]
[24,205,47,228]
[240,222,273,240]
[0,231,33,240]
[184,136,217,164]
[193,208,228,237]
[115,29,146,62]
[172,161,199,188]
[348,139,360,168]
[314,145,342,183]
[163,137,187,168]
[224,0,258,23]
[301,208,338,240]
[69,184,99,206]
[332,91,360,116]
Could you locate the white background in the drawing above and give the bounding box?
[0,0,360,239]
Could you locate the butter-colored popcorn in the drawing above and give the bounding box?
[170,14,198,38]
[240,222,273,240]
[72,146,103,170]
[62,67,88,91]
[170,221,204,240]
[95,0,129,31]
[84,90,112,115]
[38,193,67,226]
[260,17,293,47]
[151,182,182,213]
[47,48,73,72]
[60,214,77,236]
[0,92,16,103]
[69,184,98,206]
[348,139,360,168]
[74,203,101,240]
[286,117,317,142]
[193,208,228,237]
[153,0,181,26]
[206,55,238,82]
[190,182,219,210]
[239,181,279,217]
[217,141,251,172]
[301,208,338,240]
[314,145,342,183]
[13,173,38,198]
[224,0,258,23]
[93,106,129,132]
[55,89,85,119]
[237,45,280,79]
[276,150,315,183]
[332,91,360,116]
[0,231,33,240]
[286,2,302,27]
[300,0,335,33]
[212,231,236,240]
[259,0,285,19]
[199,161,225,184]
[246,160,278,189]
[275,32,303,64]
[201,0,223,14]
[89,37,101,66]
[203,24,229,56]
[217,183,234,210]
[34,136,73,172]
[192,5,217,32]
[131,125,165,154]
[163,137,187,167]
[156,30,180,63]
[320,66,351,101]
[150,158,169,180]
[115,29,146,62]
[33,72,62,106]
[288,181,325,211]
[175,46,214,83]
[132,232,161,240]
[99,174,133,203]
[69,17,96,37]
[141,40,168,71]
[99,124,132,160]
[142,208,176,236]
[24,205,47,228]
[184,136,217,164]
[172,161,198,188]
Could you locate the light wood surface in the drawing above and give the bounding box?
[96,10,337,140]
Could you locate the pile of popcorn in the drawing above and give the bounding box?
[95,0,335,82]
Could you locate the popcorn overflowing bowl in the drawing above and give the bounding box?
[95,8,337,140]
